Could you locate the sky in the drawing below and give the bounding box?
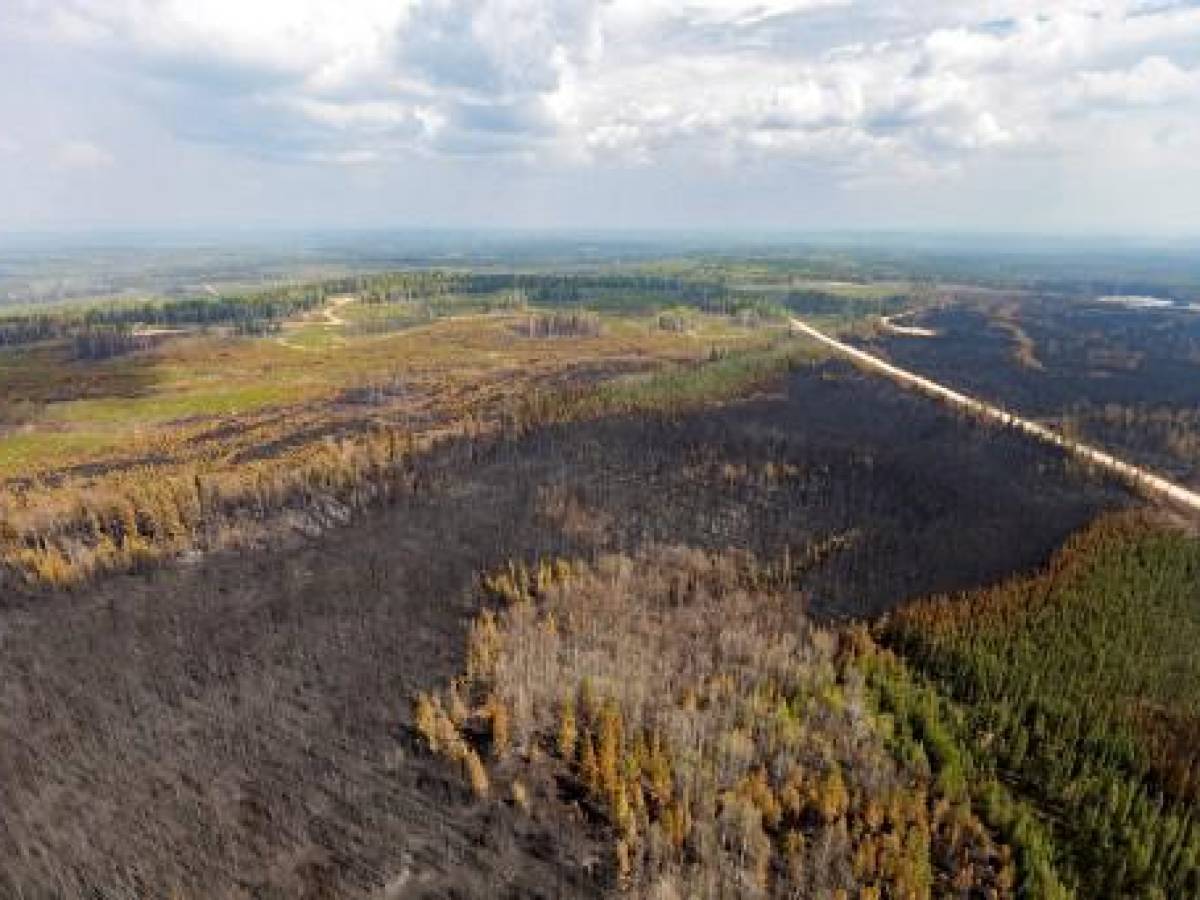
[2,0,1200,235]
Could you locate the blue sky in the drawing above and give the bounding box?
[2,0,1200,234]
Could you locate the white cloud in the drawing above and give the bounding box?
[11,0,1200,187]
[1073,56,1200,107]
[53,139,114,169]
[602,0,848,29]
[39,0,409,82]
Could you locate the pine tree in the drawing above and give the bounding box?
[463,748,489,798]
[413,693,439,752]
[598,699,623,794]
[816,766,849,823]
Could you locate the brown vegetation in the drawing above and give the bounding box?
[419,547,1016,897]
[0,318,777,588]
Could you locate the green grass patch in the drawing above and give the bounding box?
[53,382,306,426]
[276,325,346,350]
[0,430,134,475]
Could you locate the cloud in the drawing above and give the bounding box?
[12,0,1200,187]
[400,0,600,96]
[53,139,114,170]
[1073,55,1200,107]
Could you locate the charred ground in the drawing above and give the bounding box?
[0,358,1127,899]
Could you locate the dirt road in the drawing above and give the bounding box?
[790,317,1200,516]
[276,295,356,349]
[321,294,355,326]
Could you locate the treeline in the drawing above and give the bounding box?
[342,270,738,314]
[2,426,425,588]
[0,269,793,349]
[782,289,905,316]
[71,325,151,360]
[0,283,327,348]
[880,513,1200,898]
